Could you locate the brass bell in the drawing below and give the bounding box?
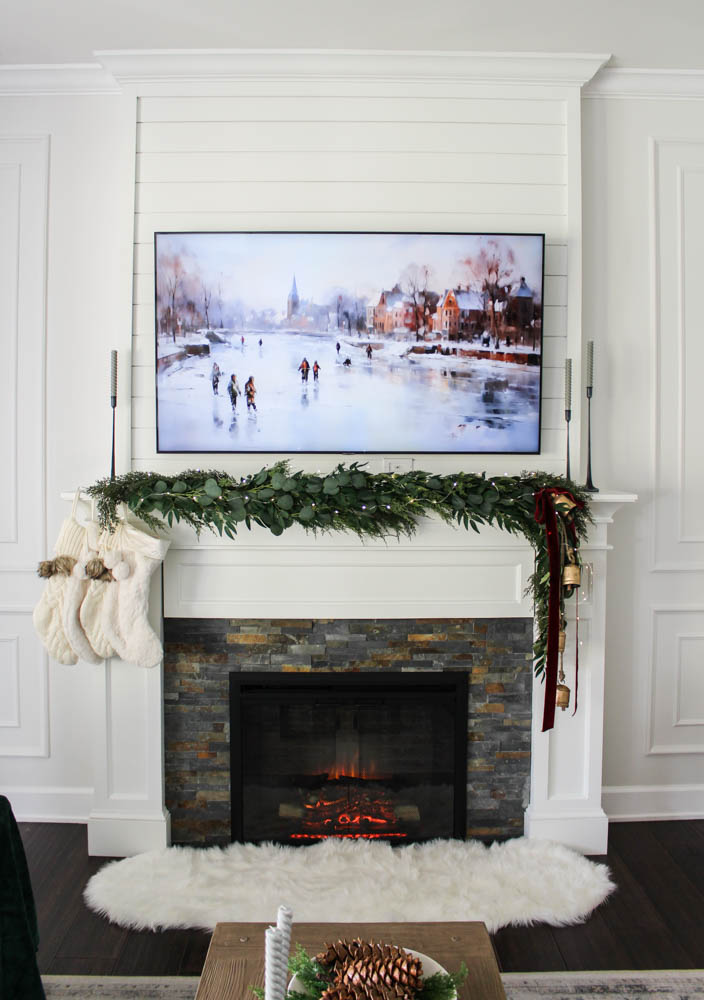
[556,683,571,711]
[562,564,581,587]
[558,629,566,652]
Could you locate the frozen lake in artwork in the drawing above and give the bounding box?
[156,329,541,454]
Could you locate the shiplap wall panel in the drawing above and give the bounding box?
[138,122,565,157]
[138,96,568,125]
[136,151,567,187]
[133,86,570,470]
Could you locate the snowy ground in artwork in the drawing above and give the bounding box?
[156,329,541,453]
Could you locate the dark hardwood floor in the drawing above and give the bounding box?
[19,820,704,976]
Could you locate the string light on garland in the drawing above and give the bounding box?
[86,462,592,731]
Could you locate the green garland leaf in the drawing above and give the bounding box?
[85,463,592,678]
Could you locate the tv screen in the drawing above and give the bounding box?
[154,231,544,454]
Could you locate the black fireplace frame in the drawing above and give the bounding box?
[229,671,469,844]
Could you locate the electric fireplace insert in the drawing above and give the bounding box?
[230,671,468,844]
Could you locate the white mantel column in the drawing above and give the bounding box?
[524,494,635,854]
[86,569,170,856]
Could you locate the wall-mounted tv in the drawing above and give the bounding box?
[154,231,544,454]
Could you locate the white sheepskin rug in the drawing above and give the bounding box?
[84,837,613,932]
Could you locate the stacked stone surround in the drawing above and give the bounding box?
[163,617,533,845]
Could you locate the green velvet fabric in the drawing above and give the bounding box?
[0,795,46,999]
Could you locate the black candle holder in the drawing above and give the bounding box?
[565,407,571,480]
[584,386,599,492]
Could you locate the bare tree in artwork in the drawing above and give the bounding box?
[158,253,185,342]
[400,263,433,341]
[202,282,213,331]
[463,240,516,344]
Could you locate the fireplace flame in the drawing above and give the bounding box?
[299,773,404,840]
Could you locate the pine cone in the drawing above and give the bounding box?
[341,955,423,994]
[316,940,423,1000]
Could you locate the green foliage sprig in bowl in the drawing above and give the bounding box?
[251,944,468,1000]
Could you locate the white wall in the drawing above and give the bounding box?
[3,0,704,70]
[0,92,135,819]
[2,52,704,827]
[583,94,704,818]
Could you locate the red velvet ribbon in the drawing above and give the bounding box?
[534,488,584,732]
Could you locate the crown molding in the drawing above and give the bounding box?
[585,67,704,100]
[0,63,120,95]
[95,48,610,89]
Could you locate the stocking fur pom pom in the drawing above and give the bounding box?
[112,561,130,581]
[103,551,122,570]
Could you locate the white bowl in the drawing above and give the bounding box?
[288,948,450,997]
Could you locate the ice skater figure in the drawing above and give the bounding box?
[258,338,263,348]
[227,373,241,411]
[343,357,352,367]
[298,357,310,382]
[241,335,245,348]
[245,376,257,411]
[313,361,321,381]
[211,362,221,394]
[366,344,373,360]
[336,341,341,355]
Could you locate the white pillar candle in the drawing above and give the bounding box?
[277,905,293,983]
[564,358,572,410]
[265,926,286,1000]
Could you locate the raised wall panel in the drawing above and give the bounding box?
[652,139,704,570]
[0,136,49,758]
[649,608,704,755]
[0,615,48,756]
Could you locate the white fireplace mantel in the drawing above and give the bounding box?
[84,492,635,857]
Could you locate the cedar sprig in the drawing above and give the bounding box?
[86,463,592,678]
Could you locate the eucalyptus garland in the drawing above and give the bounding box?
[86,463,592,679]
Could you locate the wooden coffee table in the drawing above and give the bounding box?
[195,922,506,1000]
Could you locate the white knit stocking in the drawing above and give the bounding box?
[100,519,170,668]
[62,520,104,665]
[79,529,119,660]
[32,497,86,665]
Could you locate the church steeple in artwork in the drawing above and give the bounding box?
[287,274,300,319]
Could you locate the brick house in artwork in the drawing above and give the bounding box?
[371,285,413,334]
[434,287,486,339]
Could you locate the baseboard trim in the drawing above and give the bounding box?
[603,784,704,821]
[524,808,609,855]
[88,809,171,857]
[0,785,93,822]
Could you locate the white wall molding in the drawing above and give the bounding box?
[0,64,120,95]
[3,784,93,822]
[603,784,704,820]
[96,49,609,90]
[586,68,704,100]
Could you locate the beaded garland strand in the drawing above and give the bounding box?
[87,463,591,705]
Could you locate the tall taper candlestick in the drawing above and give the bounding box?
[584,341,598,492]
[564,358,572,480]
[110,350,118,481]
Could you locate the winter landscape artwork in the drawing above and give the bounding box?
[154,232,544,453]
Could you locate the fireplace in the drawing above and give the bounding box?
[230,672,468,844]
[163,617,533,846]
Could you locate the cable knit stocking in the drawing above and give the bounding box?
[100,519,170,668]
[61,520,105,664]
[32,497,86,665]
[79,529,120,660]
